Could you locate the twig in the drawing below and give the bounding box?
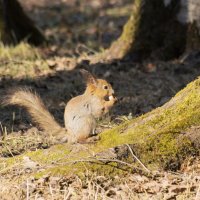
[94,157,135,168]
[195,183,200,200]
[0,59,32,65]
[99,124,114,128]
[76,43,98,54]
[55,157,137,169]
[64,188,72,200]
[126,144,150,173]
[49,183,54,200]
[26,179,29,200]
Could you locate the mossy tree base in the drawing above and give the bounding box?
[93,0,200,62]
[1,77,200,179]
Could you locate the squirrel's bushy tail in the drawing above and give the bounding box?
[3,89,64,136]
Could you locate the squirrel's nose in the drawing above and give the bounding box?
[104,95,109,101]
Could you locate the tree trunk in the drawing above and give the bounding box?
[91,0,200,63]
[1,77,200,177]
[0,0,45,45]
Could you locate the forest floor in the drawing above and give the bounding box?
[0,0,200,199]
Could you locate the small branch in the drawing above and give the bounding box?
[126,144,150,173]
[26,179,29,200]
[0,59,34,65]
[94,157,135,168]
[54,156,144,172]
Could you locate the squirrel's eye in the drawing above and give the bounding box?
[103,85,108,90]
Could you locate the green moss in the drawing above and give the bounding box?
[95,77,200,168]
[35,76,200,170]
[34,159,130,179]
[25,144,71,164]
[103,0,142,60]
[0,156,23,173]
[121,0,141,43]
[105,0,200,61]
[1,78,200,177]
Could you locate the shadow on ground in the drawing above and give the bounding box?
[1,58,200,133]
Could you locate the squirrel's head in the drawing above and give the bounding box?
[80,69,116,102]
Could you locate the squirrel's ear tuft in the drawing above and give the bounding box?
[80,69,97,85]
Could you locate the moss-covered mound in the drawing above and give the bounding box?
[1,77,200,178]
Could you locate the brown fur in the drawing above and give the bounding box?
[3,70,116,143]
[3,89,65,136]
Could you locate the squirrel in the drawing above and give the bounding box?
[3,69,117,143]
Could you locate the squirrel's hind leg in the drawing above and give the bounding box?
[66,115,96,144]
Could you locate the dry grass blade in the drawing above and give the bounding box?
[2,143,14,157]
[0,122,7,141]
[195,184,200,200]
